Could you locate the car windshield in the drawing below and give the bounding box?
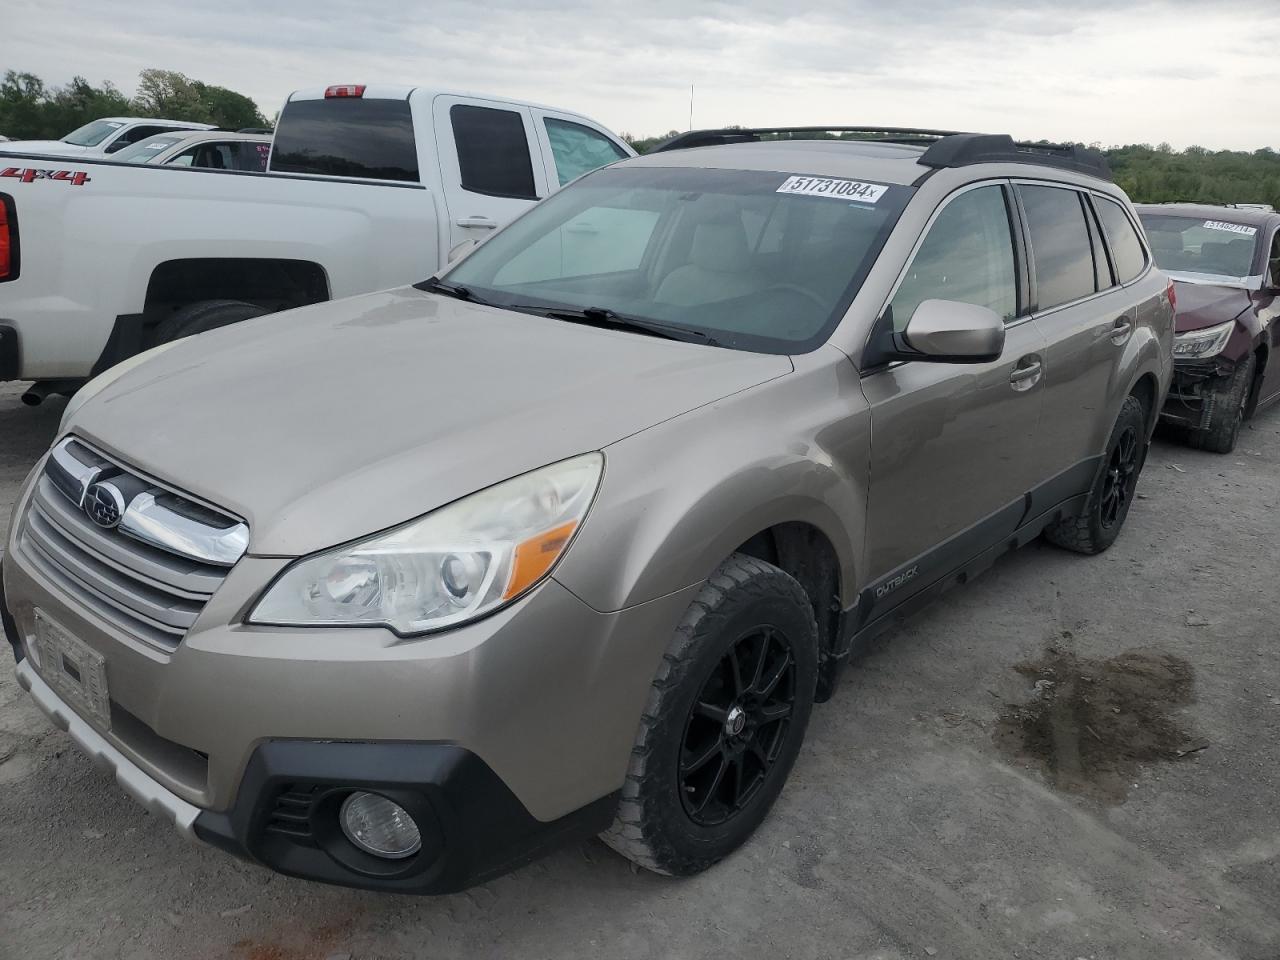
[113,135,186,163]
[62,119,126,147]
[1139,214,1261,282]
[444,165,912,353]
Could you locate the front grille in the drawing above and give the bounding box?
[17,439,246,652]
[265,784,321,843]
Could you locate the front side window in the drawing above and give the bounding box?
[1138,213,1262,283]
[1021,185,1096,311]
[450,105,536,199]
[544,118,628,186]
[444,165,912,354]
[1095,196,1147,283]
[889,184,1017,331]
[62,119,124,146]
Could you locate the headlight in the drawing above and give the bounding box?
[59,341,183,433]
[1173,320,1235,360]
[249,453,603,635]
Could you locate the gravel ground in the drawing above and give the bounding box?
[1,379,1278,960]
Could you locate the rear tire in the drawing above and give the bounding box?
[1044,395,1147,555]
[152,299,269,345]
[600,554,818,876]
[1187,353,1255,455]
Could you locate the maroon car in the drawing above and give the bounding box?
[1137,203,1280,453]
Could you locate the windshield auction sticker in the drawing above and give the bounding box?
[1203,220,1257,236]
[777,176,887,203]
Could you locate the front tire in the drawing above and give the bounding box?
[1044,394,1147,555]
[601,554,818,876]
[1187,353,1255,454]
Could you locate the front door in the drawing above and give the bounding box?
[433,95,549,253]
[860,182,1045,619]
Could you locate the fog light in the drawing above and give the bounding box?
[339,792,422,859]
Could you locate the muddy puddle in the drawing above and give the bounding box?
[995,645,1204,804]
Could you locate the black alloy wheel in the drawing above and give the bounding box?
[1099,425,1139,529]
[679,626,797,827]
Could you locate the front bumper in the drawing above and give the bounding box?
[2,466,699,891]
[1159,357,1236,429]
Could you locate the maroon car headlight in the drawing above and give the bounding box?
[1173,320,1234,360]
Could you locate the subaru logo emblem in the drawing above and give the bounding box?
[84,482,126,529]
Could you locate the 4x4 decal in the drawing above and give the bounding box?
[1,167,91,186]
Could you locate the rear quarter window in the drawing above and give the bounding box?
[1095,197,1148,283]
[270,97,419,182]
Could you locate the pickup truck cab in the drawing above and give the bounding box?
[0,86,632,396]
[0,117,216,158]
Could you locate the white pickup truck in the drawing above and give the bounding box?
[0,85,632,400]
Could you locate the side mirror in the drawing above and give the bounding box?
[448,239,478,264]
[868,299,1006,366]
[103,140,129,154]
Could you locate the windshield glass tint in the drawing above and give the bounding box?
[113,135,185,163]
[1139,214,1260,280]
[62,119,125,146]
[271,97,419,182]
[445,166,911,353]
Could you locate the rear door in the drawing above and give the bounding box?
[433,96,551,251]
[860,181,1046,619]
[1020,183,1145,505]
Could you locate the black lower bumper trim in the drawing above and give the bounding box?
[0,569,23,664]
[193,740,618,894]
[0,324,19,381]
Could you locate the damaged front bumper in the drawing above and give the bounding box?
[1158,358,1237,429]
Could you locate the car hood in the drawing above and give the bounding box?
[69,287,791,556]
[1173,280,1252,333]
[0,140,85,156]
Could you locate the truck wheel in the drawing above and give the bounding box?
[153,299,269,345]
[601,554,818,876]
[1187,353,1255,455]
[1044,395,1147,556]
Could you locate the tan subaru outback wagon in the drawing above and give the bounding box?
[2,127,1174,893]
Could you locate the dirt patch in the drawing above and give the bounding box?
[995,645,1204,804]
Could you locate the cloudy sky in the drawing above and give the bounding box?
[7,0,1278,149]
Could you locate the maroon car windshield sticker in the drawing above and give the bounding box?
[1,167,92,186]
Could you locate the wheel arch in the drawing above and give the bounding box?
[142,258,330,335]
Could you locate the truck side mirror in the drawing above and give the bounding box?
[448,239,478,264]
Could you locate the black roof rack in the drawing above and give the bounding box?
[647,126,1112,181]
[648,126,965,153]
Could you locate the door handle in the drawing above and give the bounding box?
[455,216,498,230]
[1009,358,1043,391]
[1110,316,1133,344]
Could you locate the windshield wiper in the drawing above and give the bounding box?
[414,276,491,304]
[519,305,719,346]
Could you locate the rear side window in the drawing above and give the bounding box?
[271,97,419,182]
[889,184,1018,331]
[544,118,628,186]
[450,105,536,200]
[1021,185,1096,311]
[1094,197,1147,283]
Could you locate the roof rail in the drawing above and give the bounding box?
[918,133,1111,180]
[648,126,1113,181]
[648,126,966,153]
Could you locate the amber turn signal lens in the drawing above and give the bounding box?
[504,521,579,599]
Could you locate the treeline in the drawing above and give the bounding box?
[622,130,1280,209]
[0,69,269,139]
